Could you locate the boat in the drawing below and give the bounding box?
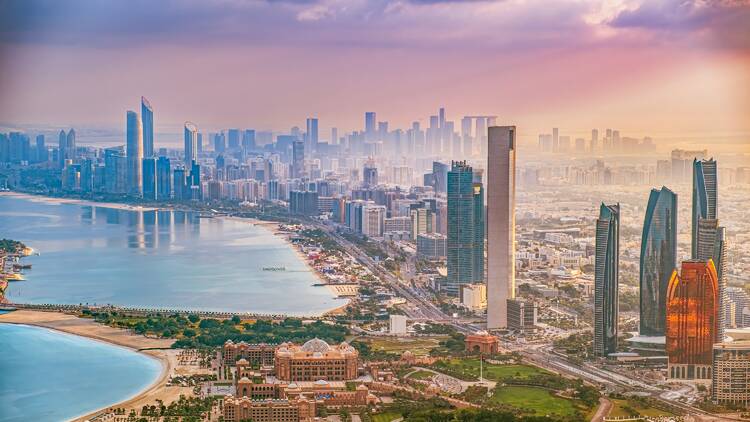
[6,273,25,281]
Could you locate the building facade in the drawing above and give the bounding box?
[712,342,750,406]
[486,126,516,329]
[639,187,677,337]
[666,260,719,379]
[274,339,358,382]
[507,299,538,331]
[594,203,619,357]
[446,161,484,296]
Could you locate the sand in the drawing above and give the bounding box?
[0,310,198,421]
[1,191,160,212]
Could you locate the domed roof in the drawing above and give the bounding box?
[314,379,329,386]
[301,338,330,353]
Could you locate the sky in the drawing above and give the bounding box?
[0,0,748,142]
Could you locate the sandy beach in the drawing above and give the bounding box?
[1,191,161,212]
[0,309,196,422]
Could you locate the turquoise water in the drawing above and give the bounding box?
[0,323,161,422]
[0,194,341,315]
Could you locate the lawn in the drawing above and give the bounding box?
[608,399,673,418]
[406,369,435,380]
[432,358,549,381]
[490,386,578,417]
[371,412,402,422]
[364,336,447,356]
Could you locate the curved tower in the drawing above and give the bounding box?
[141,96,154,158]
[184,121,198,166]
[639,187,677,337]
[594,203,619,357]
[666,259,719,379]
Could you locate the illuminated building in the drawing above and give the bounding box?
[666,260,719,379]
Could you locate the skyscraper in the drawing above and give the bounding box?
[446,161,484,296]
[58,129,76,168]
[306,118,318,152]
[365,112,376,140]
[487,126,516,329]
[666,260,719,379]
[142,157,157,200]
[292,141,304,179]
[126,111,143,196]
[692,158,717,258]
[184,122,198,166]
[156,156,171,200]
[141,96,154,158]
[639,187,677,337]
[594,203,619,357]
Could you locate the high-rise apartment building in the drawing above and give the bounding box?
[141,96,154,158]
[142,157,157,201]
[639,187,677,337]
[184,122,198,167]
[126,110,143,196]
[487,126,516,329]
[446,161,484,296]
[593,203,619,357]
[666,260,719,379]
[292,141,304,179]
[156,156,171,200]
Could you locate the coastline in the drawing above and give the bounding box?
[224,216,352,314]
[0,309,183,422]
[0,191,161,212]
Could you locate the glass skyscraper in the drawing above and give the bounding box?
[184,122,198,167]
[126,111,143,196]
[156,156,171,201]
[594,203,619,357]
[639,187,677,337]
[141,96,154,158]
[446,161,484,296]
[142,157,157,201]
[692,158,717,258]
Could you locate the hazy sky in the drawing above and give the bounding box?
[0,0,748,138]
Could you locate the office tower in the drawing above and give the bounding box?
[306,118,318,152]
[365,112,376,139]
[80,158,93,192]
[227,129,240,149]
[197,132,203,153]
[126,110,143,196]
[639,187,677,337]
[330,127,338,146]
[173,167,187,200]
[363,164,378,188]
[156,156,171,200]
[104,147,127,194]
[242,129,256,150]
[35,134,47,162]
[666,260,719,379]
[428,115,439,154]
[507,299,538,331]
[184,122,198,166]
[593,203,619,357]
[431,161,449,194]
[552,127,559,152]
[141,96,154,158]
[461,117,473,156]
[142,157,157,201]
[446,162,484,296]
[189,161,201,200]
[58,129,76,168]
[214,132,226,153]
[692,158,717,258]
[410,208,433,240]
[292,141,304,179]
[487,126,516,329]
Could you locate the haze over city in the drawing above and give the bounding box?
[1,0,749,148]
[1,1,749,422]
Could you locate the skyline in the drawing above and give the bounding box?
[0,0,749,140]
